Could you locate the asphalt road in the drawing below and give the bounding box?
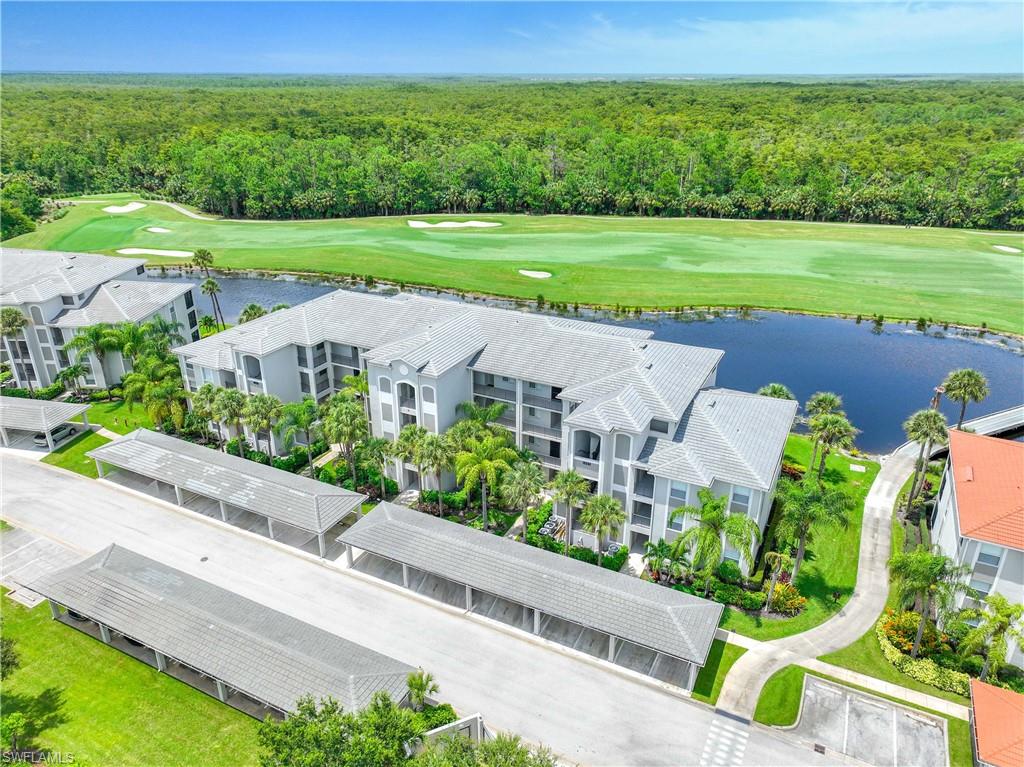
[1,454,839,767]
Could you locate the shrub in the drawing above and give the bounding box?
[32,382,65,400]
[416,703,458,732]
[247,450,270,465]
[879,610,947,657]
[0,387,30,399]
[767,582,807,615]
[739,591,767,611]
[318,464,338,484]
[0,381,63,400]
[568,546,598,565]
[781,462,805,480]
[672,583,697,596]
[875,615,970,696]
[715,560,743,585]
[601,546,629,572]
[712,583,744,606]
[419,488,468,510]
[959,655,984,677]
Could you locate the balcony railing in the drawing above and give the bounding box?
[399,397,417,411]
[473,383,516,402]
[633,475,655,499]
[538,453,562,468]
[331,352,359,368]
[522,392,561,412]
[630,510,652,528]
[494,414,516,429]
[573,456,600,479]
[521,421,562,439]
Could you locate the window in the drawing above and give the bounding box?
[381,403,394,423]
[50,327,64,346]
[35,328,49,344]
[296,346,308,367]
[423,413,437,432]
[187,310,197,329]
[378,376,392,394]
[614,434,631,460]
[57,350,69,367]
[30,306,45,324]
[421,386,435,404]
[668,482,688,531]
[184,291,194,309]
[299,372,311,394]
[169,304,177,323]
[42,346,54,361]
[969,578,992,598]
[528,406,536,417]
[649,419,670,434]
[612,464,627,487]
[977,544,1003,568]
[136,265,145,275]
[730,487,752,515]
[528,382,537,389]
[62,295,74,306]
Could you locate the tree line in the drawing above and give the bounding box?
[2,76,1022,229]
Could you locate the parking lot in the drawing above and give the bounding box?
[789,675,948,767]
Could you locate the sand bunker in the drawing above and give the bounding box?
[146,226,171,233]
[992,245,1021,254]
[117,248,193,258]
[519,270,552,279]
[103,202,147,214]
[407,220,501,229]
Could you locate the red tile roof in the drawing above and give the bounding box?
[948,430,1024,552]
[971,679,1024,767]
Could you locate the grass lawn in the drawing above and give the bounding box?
[691,640,747,706]
[41,431,110,477]
[818,500,971,707]
[7,195,1021,333]
[753,665,972,767]
[0,593,258,766]
[719,435,878,641]
[72,399,153,435]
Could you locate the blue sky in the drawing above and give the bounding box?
[3,2,1021,75]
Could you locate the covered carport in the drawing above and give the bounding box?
[339,502,723,691]
[0,398,90,451]
[87,428,365,558]
[31,544,413,718]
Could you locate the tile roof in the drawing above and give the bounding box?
[637,388,798,491]
[30,545,412,713]
[339,502,723,665]
[0,398,90,433]
[971,679,1024,767]
[1,249,145,304]
[87,429,364,534]
[54,280,194,327]
[948,430,1024,551]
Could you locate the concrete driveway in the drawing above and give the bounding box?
[1,454,841,767]
[787,676,948,767]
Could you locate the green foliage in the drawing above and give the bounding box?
[0,381,64,400]
[715,560,743,585]
[767,582,808,616]
[412,704,458,734]
[418,488,469,511]
[3,77,1022,229]
[271,440,328,473]
[0,199,35,240]
[875,615,971,696]
[601,545,629,572]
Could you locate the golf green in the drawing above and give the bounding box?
[6,194,1022,333]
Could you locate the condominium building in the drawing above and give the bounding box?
[0,249,199,389]
[931,430,1024,665]
[174,290,797,566]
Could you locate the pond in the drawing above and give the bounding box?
[146,269,1023,454]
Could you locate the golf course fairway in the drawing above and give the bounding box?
[6,194,1022,334]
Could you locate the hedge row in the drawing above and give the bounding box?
[524,502,629,572]
[0,381,64,400]
[875,616,970,696]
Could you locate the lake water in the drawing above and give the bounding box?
[147,269,1023,454]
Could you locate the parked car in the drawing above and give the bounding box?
[33,423,76,447]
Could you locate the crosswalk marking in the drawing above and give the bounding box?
[700,718,750,766]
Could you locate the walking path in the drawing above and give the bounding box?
[716,443,918,720]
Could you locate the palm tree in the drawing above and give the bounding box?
[943,369,989,429]
[548,469,591,554]
[579,494,626,565]
[106,321,149,364]
[143,314,185,353]
[238,303,267,324]
[0,307,31,392]
[393,423,428,491]
[776,477,854,580]
[271,303,290,312]
[65,323,116,390]
[322,400,368,485]
[406,668,439,712]
[889,546,973,657]
[805,391,843,468]
[455,434,517,530]
[212,387,248,457]
[762,550,794,615]
[446,417,486,452]
[360,436,393,498]
[55,362,87,397]
[198,315,217,335]
[500,460,545,542]
[810,413,858,478]
[192,247,214,277]
[757,383,795,400]
[902,409,948,509]
[279,397,322,475]
[200,278,226,330]
[189,383,221,446]
[642,539,675,581]
[242,393,283,456]
[960,594,1024,681]
[122,355,187,428]
[457,400,509,430]
[415,432,456,515]
[342,370,370,422]
[671,488,762,594]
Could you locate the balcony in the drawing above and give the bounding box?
[331,352,359,368]
[494,413,516,430]
[399,397,417,411]
[633,472,655,499]
[522,392,561,412]
[538,453,562,469]
[473,383,515,402]
[573,455,600,480]
[631,502,652,529]
[521,420,562,440]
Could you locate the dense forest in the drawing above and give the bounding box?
[2,76,1022,229]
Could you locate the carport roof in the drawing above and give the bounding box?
[339,502,723,665]
[0,398,90,433]
[87,429,364,534]
[31,545,413,713]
